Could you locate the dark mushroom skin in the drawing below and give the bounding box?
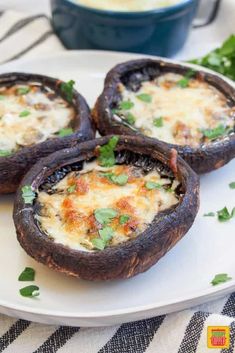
[13,135,199,281]
[93,59,235,174]
[0,72,95,194]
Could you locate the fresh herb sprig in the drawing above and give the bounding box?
[20,285,40,298]
[101,172,128,186]
[177,69,195,88]
[229,182,235,189]
[200,124,227,140]
[189,35,235,81]
[18,267,35,281]
[217,207,235,222]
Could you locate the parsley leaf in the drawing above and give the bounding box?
[119,214,130,225]
[17,86,30,95]
[92,226,114,250]
[145,181,162,190]
[189,35,235,81]
[217,207,235,222]
[0,150,12,157]
[101,172,128,186]
[19,110,30,117]
[98,136,119,167]
[137,93,152,103]
[57,128,73,137]
[21,185,36,205]
[203,212,215,217]
[19,285,39,297]
[177,70,195,88]
[200,124,226,140]
[153,117,164,127]
[67,184,76,193]
[119,100,134,110]
[126,112,136,125]
[61,80,75,102]
[211,273,232,286]
[94,208,118,225]
[0,95,5,100]
[18,267,35,281]
[229,182,235,189]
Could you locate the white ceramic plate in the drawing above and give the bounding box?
[0,51,235,327]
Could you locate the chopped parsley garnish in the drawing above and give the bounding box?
[145,181,162,190]
[58,128,73,137]
[0,95,5,100]
[177,69,195,88]
[189,35,235,82]
[137,93,152,103]
[126,112,136,125]
[92,226,114,250]
[153,117,164,128]
[98,136,119,167]
[119,100,134,110]
[0,150,12,157]
[203,212,215,217]
[200,124,227,140]
[67,184,76,193]
[211,273,232,286]
[94,208,118,225]
[18,267,35,282]
[101,172,128,186]
[61,80,75,102]
[17,86,30,95]
[217,207,235,222]
[21,185,36,205]
[229,182,235,189]
[19,285,39,298]
[119,214,130,225]
[19,110,31,117]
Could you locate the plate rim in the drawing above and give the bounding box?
[0,50,234,323]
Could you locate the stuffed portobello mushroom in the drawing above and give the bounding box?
[93,59,235,174]
[0,72,94,194]
[14,136,199,281]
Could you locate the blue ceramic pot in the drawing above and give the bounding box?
[51,0,199,57]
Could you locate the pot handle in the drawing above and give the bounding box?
[193,0,222,28]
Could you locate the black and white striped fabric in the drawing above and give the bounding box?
[1,4,235,353]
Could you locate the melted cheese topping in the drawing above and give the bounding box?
[0,84,74,153]
[36,160,179,252]
[117,73,235,147]
[76,0,182,11]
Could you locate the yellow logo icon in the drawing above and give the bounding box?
[207,326,230,349]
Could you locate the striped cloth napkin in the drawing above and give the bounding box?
[0,4,235,353]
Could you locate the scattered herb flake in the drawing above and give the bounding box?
[203,212,215,217]
[17,86,30,95]
[217,207,235,222]
[119,100,134,110]
[177,70,195,88]
[67,184,76,193]
[229,182,235,189]
[19,110,30,117]
[102,173,128,186]
[0,95,5,100]
[145,181,162,190]
[21,185,36,205]
[19,285,39,298]
[211,273,232,286]
[153,117,164,127]
[0,150,12,157]
[119,214,130,225]
[18,267,35,282]
[137,93,152,103]
[94,208,118,225]
[61,80,75,102]
[126,112,136,125]
[200,124,226,140]
[58,128,73,137]
[91,238,106,251]
[98,136,119,167]
[99,226,114,242]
